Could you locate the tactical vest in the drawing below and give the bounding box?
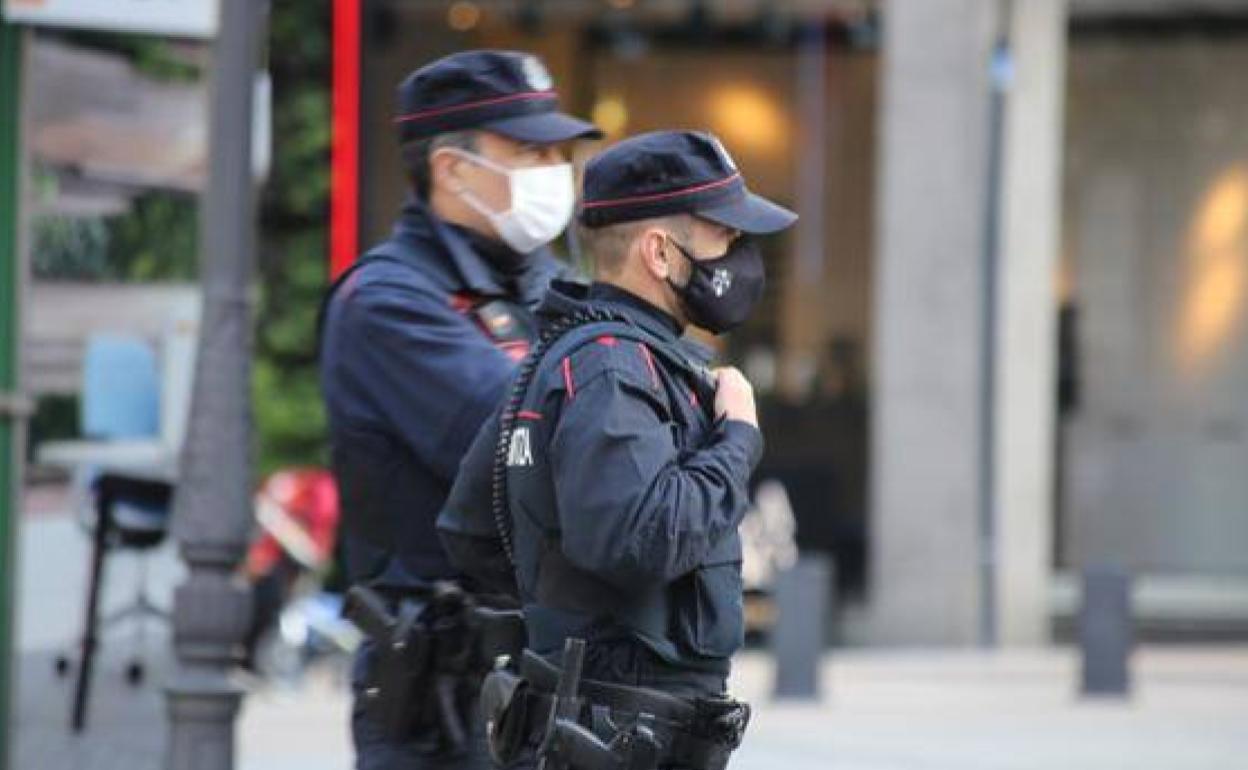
[493,310,745,666]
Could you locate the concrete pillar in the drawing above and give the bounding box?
[869,0,1066,645]
[868,0,999,645]
[995,0,1067,645]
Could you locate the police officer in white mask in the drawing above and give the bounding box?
[320,50,601,770]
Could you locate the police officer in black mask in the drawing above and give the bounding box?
[440,130,797,770]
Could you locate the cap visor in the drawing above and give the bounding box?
[483,111,603,143]
[697,191,798,235]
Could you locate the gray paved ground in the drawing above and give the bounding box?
[234,646,1248,770]
[12,495,181,770]
[12,499,1248,770]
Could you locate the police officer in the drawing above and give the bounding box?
[440,130,797,769]
[319,50,600,770]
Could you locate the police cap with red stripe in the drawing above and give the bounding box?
[395,50,602,144]
[578,130,797,234]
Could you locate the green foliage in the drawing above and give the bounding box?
[106,193,198,281]
[26,395,78,463]
[31,215,110,279]
[31,192,197,282]
[253,1,333,476]
[31,158,198,282]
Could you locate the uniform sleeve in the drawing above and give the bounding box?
[332,279,514,483]
[548,366,763,589]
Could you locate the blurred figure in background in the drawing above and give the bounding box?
[241,468,340,673]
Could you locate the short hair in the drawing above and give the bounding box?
[399,129,479,200]
[579,214,692,279]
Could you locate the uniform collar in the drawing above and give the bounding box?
[587,282,683,340]
[587,282,716,367]
[538,280,682,343]
[392,197,550,302]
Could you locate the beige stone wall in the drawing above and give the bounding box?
[1061,36,1248,574]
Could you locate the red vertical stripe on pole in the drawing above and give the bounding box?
[330,0,362,280]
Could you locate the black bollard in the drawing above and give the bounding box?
[1079,566,1133,697]
[772,554,833,700]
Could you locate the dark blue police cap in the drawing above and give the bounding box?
[579,130,797,234]
[395,50,602,144]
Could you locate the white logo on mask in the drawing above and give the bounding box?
[712,268,733,297]
[522,56,553,91]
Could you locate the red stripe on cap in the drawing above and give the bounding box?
[394,90,557,124]
[581,172,742,210]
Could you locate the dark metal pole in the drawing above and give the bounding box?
[165,2,267,768]
[794,19,827,285]
[0,21,29,770]
[978,1,1014,649]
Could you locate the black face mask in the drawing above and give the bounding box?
[667,236,766,334]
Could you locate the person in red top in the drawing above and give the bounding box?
[242,468,340,670]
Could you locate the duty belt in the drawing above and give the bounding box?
[482,641,749,770]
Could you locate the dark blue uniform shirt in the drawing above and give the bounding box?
[320,199,568,592]
[440,281,763,687]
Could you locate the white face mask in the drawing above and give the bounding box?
[443,148,575,254]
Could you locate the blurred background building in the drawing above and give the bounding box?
[4,0,1248,767]
[330,0,1248,646]
[5,0,1248,712]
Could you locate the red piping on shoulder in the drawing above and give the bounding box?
[517,410,543,421]
[636,343,660,389]
[499,340,530,362]
[449,293,476,313]
[561,357,576,399]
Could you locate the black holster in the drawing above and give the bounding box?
[480,665,532,766]
[345,583,526,753]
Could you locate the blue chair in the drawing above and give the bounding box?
[51,334,175,731]
[81,334,161,440]
[78,335,169,550]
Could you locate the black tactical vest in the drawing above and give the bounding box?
[495,314,744,669]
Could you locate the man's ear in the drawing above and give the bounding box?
[638,227,672,282]
[429,149,464,194]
